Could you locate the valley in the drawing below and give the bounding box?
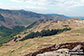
[0,0,84,56]
[0,25,84,56]
[0,9,84,56]
[0,18,84,56]
[0,9,70,45]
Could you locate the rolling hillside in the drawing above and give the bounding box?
[0,8,70,45]
[21,18,84,34]
[0,9,84,56]
[12,18,84,42]
[0,9,69,28]
[0,19,84,56]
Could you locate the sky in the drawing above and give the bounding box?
[0,0,84,16]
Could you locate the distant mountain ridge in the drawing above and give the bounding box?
[0,8,69,28]
[70,16,84,19]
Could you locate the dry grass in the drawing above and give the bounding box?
[0,19,84,56]
[0,27,84,56]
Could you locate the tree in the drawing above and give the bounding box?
[20,27,71,41]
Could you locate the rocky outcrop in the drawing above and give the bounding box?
[25,42,84,56]
[37,50,70,56]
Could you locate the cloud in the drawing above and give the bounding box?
[61,0,84,8]
[1,0,83,16]
[0,3,24,9]
[0,3,47,12]
[11,0,53,5]
[11,0,25,2]
[11,0,84,9]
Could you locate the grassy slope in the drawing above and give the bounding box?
[0,27,84,56]
[0,19,84,56]
[0,26,25,44]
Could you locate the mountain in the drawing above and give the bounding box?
[25,18,83,32]
[0,8,71,46]
[10,18,84,42]
[0,9,69,28]
[70,16,84,19]
[1,8,83,56]
[78,17,84,19]
[0,19,84,56]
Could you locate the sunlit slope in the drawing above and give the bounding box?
[0,19,84,56]
[0,27,84,56]
[18,19,84,38]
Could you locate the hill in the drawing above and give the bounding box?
[22,18,84,33]
[0,19,84,56]
[0,9,69,28]
[11,18,84,42]
[70,16,84,19]
[0,8,71,46]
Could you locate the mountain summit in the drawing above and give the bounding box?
[0,9,69,28]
